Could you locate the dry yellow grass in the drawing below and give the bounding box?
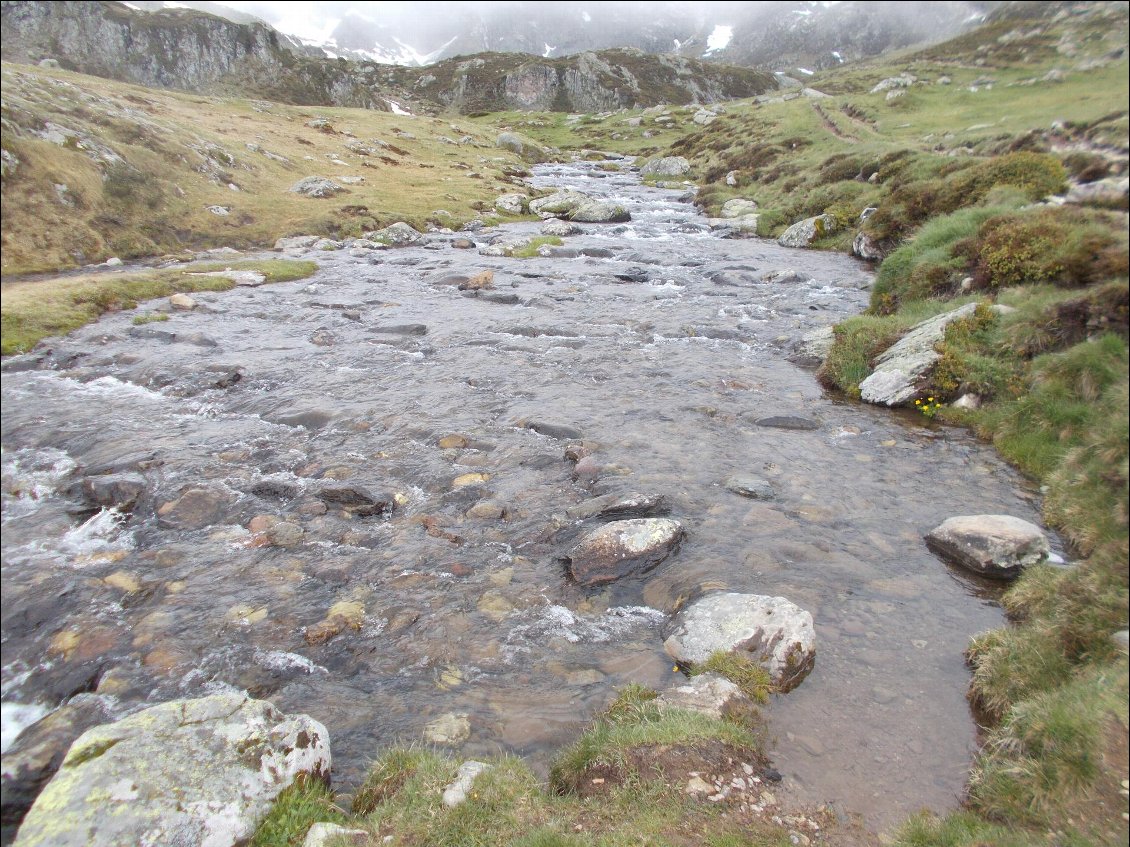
[0,62,533,274]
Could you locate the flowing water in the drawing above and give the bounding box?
[0,160,1050,831]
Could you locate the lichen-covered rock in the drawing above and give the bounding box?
[13,694,330,847]
[494,193,528,215]
[288,176,344,198]
[664,593,816,693]
[925,515,1049,579]
[852,230,883,261]
[641,156,690,177]
[858,303,979,406]
[365,222,424,247]
[656,673,753,720]
[569,199,630,223]
[496,132,547,163]
[540,218,582,236]
[790,325,835,367]
[1,697,112,843]
[441,761,491,808]
[720,198,758,218]
[274,235,319,251]
[566,518,684,586]
[777,214,837,248]
[529,190,587,219]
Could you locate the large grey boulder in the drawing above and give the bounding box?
[288,177,344,198]
[13,694,330,847]
[640,156,691,177]
[569,199,630,223]
[566,518,684,586]
[494,193,528,215]
[664,593,816,693]
[852,230,883,261]
[858,303,978,406]
[529,190,586,219]
[496,132,547,163]
[925,515,1049,579]
[365,222,424,246]
[541,218,582,236]
[777,214,838,248]
[2,698,111,844]
[720,198,758,218]
[529,191,629,223]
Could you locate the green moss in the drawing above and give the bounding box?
[508,235,564,258]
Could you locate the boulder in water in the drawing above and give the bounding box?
[12,694,330,847]
[925,515,1049,579]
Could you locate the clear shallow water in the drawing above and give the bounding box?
[0,160,1044,831]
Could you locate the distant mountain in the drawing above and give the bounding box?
[0,1,775,113]
[110,1,999,74]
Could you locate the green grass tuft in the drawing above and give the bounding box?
[690,651,773,703]
[249,778,347,847]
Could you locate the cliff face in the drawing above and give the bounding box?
[1,1,286,89]
[0,1,774,112]
[404,50,776,114]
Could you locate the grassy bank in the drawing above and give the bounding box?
[656,3,1129,843]
[250,685,860,847]
[0,259,317,354]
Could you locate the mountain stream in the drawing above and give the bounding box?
[0,159,1050,831]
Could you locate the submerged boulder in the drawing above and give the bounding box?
[566,518,684,586]
[13,694,330,847]
[664,593,816,693]
[925,515,1049,579]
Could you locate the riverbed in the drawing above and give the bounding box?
[0,159,1045,831]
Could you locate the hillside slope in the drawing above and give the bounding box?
[0,62,534,274]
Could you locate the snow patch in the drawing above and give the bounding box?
[797,67,815,76]
[705,24,733,54]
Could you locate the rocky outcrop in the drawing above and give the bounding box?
[494,193,529,215]
[925,515,1050,579]
[13,694,330,847]
[664,593,816,693]
[858,303,979,406]
[289,177,345,198]
[566,518,684,586]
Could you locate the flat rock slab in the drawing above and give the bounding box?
[664,593,816,693]
[925,514,1049,579]
[753,415,820,431]
[13,694,330,847]
[567,518,684,586]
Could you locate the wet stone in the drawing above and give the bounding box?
[925,514,1049,579]
[316,484,394,517]
[82,472,146,511]
[753,416,820,431]
[566,518,684,587]
[723,475,775,501]
[157,487,233,530]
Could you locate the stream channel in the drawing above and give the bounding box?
[0,159,1050,832]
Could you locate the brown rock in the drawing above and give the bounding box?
[459,270,494,291]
